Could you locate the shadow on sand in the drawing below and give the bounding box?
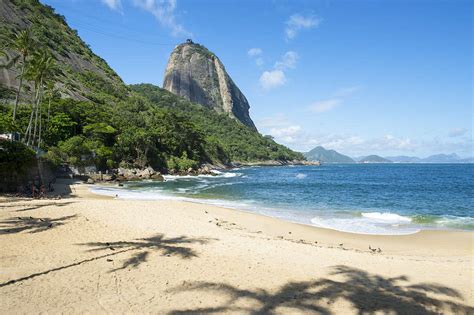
[168,265,472,315]
[80,233,215,272]
[0,215,77,234]
[0,233,213,288]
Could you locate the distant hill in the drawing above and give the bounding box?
[385,156,421,163]
[304,146,355,163]
[358,155,392,163]
[385,153,473,163]
[420,153,462,163]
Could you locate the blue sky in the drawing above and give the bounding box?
[41,0,473,157]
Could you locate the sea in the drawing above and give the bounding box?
[90,164,474,235]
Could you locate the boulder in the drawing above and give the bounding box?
[151,174,164,181]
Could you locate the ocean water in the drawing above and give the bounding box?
[90,164,474,235]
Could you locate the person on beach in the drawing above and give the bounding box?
[39,185,46,199]
[31,184,38,198]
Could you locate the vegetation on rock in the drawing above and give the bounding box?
[0,0,303,175]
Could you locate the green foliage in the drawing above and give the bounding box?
[0,139,36,172]
[129,84,304,163]
[5,0,125,103]
[167,152,198,172]
[58,136,92,166]
[42,146,66,168]
[0,1,304,174]
[44,113,76,146]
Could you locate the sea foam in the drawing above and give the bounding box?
[311,212,418,235]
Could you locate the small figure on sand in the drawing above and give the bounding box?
[39,185,46,199]
[31,184,38,198]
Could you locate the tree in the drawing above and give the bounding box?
[24,49,57,147]
[44,80,59,123]
[3,29,35,122]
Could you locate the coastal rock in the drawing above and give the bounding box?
[163,41,256,130]
[116,167,162,181]
[150,174,164,181]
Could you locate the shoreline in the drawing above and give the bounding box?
[106,200,474,258]
[1,179,472,313]
[89,179,474,238]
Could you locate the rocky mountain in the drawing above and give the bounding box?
[0,0,304,173]
[0,0,127,102]
[163,41,256,129]
[304,146,355,163]
[358,155,392,163]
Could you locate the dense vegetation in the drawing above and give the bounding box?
[0,84,303,172]
[0,0,303,174]
[0,0,124,102]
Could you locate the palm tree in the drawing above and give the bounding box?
[24,50,57,147]
[4,29,35,122]
[44,80,58,123]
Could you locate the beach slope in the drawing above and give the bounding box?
[0,180,472,314]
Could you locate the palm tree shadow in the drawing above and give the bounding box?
[1,233,214,288]
[0,215,77,234]
[168,265,473,314]
[80,233,215,272]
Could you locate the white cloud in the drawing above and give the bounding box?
[248,48,262,57]
[101,0,122,11]
[309,99,341,113]
[258,51,297,90]
[285,14,321,40]
[248,48,264,66]
[258,114,473,157]
[448,128,468,137]
[132,0,190,37]
[307,86,360,114]
[259,70,286,89]
[274,51,298,70]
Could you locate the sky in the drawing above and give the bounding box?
[41,0,473,158]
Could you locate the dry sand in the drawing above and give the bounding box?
[0,179,472,314]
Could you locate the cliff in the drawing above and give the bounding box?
[163,42,256,129]
[0,0,127,102]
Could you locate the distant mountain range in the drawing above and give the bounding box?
[304,146,473,164]
[386,153,474,164]
[304,146,355,163]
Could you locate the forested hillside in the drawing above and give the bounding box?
[0,0,303,174]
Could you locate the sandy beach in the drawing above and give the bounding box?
[0,179,472,314]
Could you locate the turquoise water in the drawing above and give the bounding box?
[91,164,474,235]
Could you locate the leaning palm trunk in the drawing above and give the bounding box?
[32,86,40,146]
[25,81,41,146]
[32,78,43,147]
[38,99,42,148]
[47,96,51,122]
[25,101,35,145]
[12,57,26,121]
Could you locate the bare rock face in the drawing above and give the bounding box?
[163,42,256,130]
